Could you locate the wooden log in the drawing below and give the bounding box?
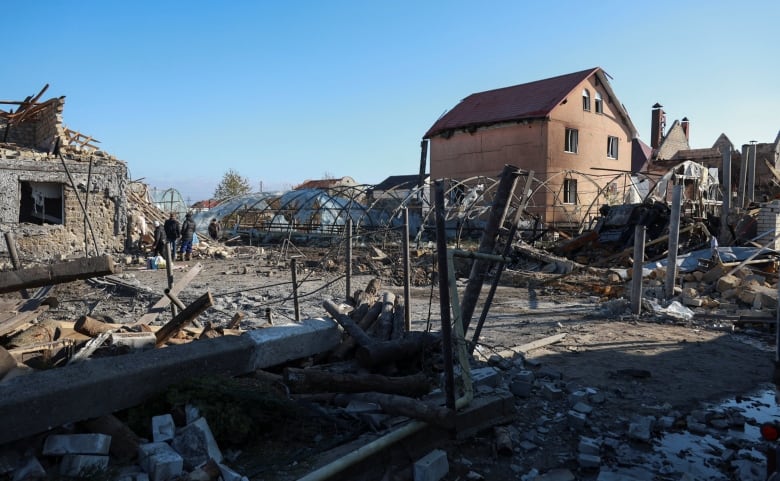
[322,300,374,348]
[330,301,383,361]
[373,292,396,341]
[355,331,439,368]
[226,312,244,330]
[0,255,116,294]
[305,392,453,429]
[283,367,431,397]
[155,292,214,347]
[74,315,113,338]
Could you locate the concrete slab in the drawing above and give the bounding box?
[0,318,339,445]
[43,433,111,455]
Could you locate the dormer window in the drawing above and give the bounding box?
[595,92,603,114]
[582,89,591,111]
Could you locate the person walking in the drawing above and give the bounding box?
[152,220,165,257]
[163,212,181,261]
[179,213,197,261]
[208,218,221,241]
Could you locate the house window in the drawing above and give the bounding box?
[595,92,603,114]
[582,89,590,111]
[19,181,64,225]
[565,128,578,153]
[563,179,577,204]
[607,136,619,159]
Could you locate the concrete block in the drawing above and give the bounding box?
[577,453,601,468]
[470,367,502,388]
[572,402,592,415]
[112,332,156,351]
[185,404,201,425]
[43,433,111,455]
[627,416,654,442]
[541,383,563,401]
[682,296,703,307]
[147,450,184,481]
[578,436,600,455]
[138,442,177,473]
[510,380,533,398]
[116,465,150,481]
[516,370,535,383]
[413,449,449,481]
[152,414,176,442]
[11,456,45,481]
[172,417,223,469]
[567,410,587,430]
[59,454,109,477]
[716,275,741,293]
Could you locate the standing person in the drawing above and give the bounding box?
[208,218,221,241]
[152,220,165,257]
[179,213,197,261]
[164,213,181,262]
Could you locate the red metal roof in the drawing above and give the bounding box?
[424,67,600,138]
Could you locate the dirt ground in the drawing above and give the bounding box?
[7,245,779,480]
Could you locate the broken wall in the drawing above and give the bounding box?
[0,148,128,258]
[0,97,63,152]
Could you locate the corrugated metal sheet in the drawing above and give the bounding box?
[424,67,599,138]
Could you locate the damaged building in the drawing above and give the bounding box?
[0,87,129,259]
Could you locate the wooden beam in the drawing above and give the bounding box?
[134,263,203,326]
[155,291,214,347]
[0,255,116,295]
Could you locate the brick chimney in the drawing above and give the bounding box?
[651,103,666,149]
[681,117,690,142]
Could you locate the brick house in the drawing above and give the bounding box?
[0,92,129,259]
[423,67,637,227]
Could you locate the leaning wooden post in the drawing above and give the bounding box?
[164,243,177,317]
[401,207,411,330]
[155,291,213,347]
[434,180,456,410]
[665,185,683,299]
[631,225,647,315]
[4,232,30,299]
[346,217,353,302]
[738,144,748,209]
[291,257,300,322]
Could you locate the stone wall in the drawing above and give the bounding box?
[0,154,128,259]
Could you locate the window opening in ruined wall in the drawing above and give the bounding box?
[19,181,64,225]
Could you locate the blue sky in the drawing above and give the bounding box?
[3,1,778,203]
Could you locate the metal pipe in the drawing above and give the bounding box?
[346,218,352,301]
[55,141,100,255]
[434,180,456,410]
[402,207,411,330]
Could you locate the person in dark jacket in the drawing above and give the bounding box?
[152,220,165,257]
[208,218,221,241]
[179,212,197,261]
[163,212,181,260]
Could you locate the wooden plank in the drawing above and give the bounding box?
[0,305,50,338]
[133,263,203,325]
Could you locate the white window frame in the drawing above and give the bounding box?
[582,89,590,111]
[565,128,578,153]
[607,136,619,159]
[563,179,577,204]
[595,92,603,114]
